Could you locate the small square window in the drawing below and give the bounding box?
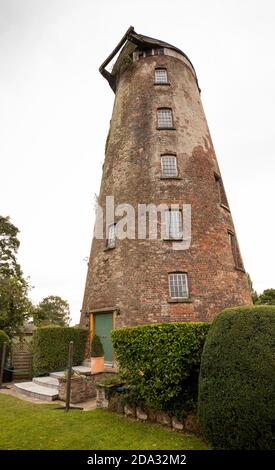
[155,68,168,84]
[161,155,178,177]
[214,173,229,208]
[169,273,189,299]
[228,231,244,270]
[165,210,183,240]
[157,108,173,128]
[107,223,116,248]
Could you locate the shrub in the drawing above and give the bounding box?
[198,306,275,450]
[0,329,10,364]
[112,322,210,418]
[32,326,88,376]
[90,334,104,357]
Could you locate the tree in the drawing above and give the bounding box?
[0,277,33,336]
[256,289,275,305]
[33,296,70,326]
[0,216,22,278]
[0,216,32,336]
[246,273,258,304]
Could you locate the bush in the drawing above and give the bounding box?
[90,334,104,357]
[198,306,275,450]
[32,326,88,376]
[0,329,10,364]
[112,322,210,418]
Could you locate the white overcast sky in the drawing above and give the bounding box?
[1,0,274,324]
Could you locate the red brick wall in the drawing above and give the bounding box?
[80,51,252,328]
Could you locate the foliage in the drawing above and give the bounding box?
[198,306,275,450]
[97,374,123,387]
[112,322,210,418]
[32,326,88,376]
[90,334,104,357]
[246,273,258,304]
[0,216,32,336]
[256,288,275,305]
[0,276,33,337]
[0,216,21,278]
[0,329,10,364]
[0,394,208,450]
[33,295,70,326]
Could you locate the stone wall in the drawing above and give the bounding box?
[59,375,97,403]
[96,387,201,434]
[58,372,117,404]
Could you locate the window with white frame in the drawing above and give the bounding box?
[107,223,116,248]
[157,108,173,128]
[161,155,178,177]
[165,210,183,239]
[155,68,168,84]
[169,273,189,299]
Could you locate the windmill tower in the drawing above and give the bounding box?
[80,27,252,365]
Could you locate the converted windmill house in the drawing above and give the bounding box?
[80,27,252,365]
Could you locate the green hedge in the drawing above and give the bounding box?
[198,306,275,450]
[0,329,10,364]
[112,322,210,417]
[32,326,88,376]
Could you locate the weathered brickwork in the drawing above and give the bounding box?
[58,375,97,403]
[80,36,252,329]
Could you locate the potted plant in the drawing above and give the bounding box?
[90,334,104,373]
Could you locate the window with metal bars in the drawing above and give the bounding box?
[161,155,178,177]
[228,231,244,270]
[165,210,183,239]
[107,223,116,248]
[155,68,168,84]
[157,108,173,128]
[169,273,189,299]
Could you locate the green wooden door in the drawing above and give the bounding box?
[94,313,113,364]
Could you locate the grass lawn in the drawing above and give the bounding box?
[0,394,208,450]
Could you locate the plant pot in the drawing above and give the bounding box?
[3,366,14,383]
[91,356,104,373]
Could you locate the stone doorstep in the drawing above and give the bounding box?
[14,382,59,401]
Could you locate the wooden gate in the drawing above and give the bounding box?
[12,341,32,379]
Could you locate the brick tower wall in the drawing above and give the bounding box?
[80,49,252,328]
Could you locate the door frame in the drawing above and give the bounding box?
[89,306,118,366]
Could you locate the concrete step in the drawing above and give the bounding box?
[50,371,65,379]
[33,376,59,390]
[73,365,91,374]
[50,366,91,379]
[14,381,59,401]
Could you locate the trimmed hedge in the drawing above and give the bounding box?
[0,329,10,364]
[112,322,210,417]
[198,306,275,450]
[32,326,88,376]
